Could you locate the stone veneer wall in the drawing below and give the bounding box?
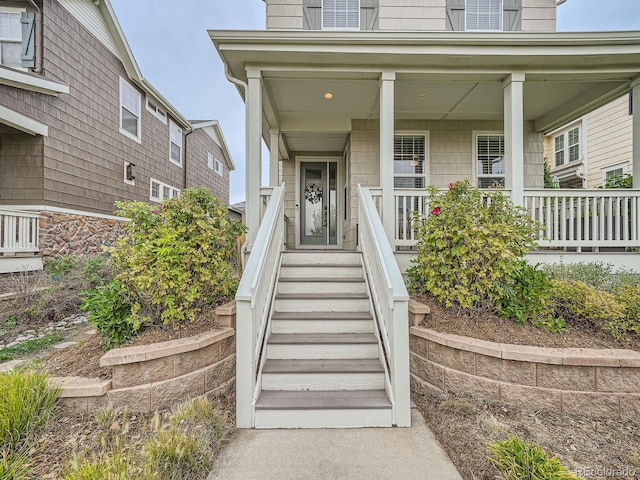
[39,211,127,257]
[410,326,640,418]
[55,327,235,415]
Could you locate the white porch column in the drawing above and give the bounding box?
[633,78,640,188]
[245,69,263,249]
[269,129,280,187]
[503,73,525,206]
[380,71,396,244]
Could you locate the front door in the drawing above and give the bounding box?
[300,161,338,246]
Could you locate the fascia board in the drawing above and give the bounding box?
[0,105,48,136]
[0,67,69,95]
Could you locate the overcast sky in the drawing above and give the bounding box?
[109,0,640,205]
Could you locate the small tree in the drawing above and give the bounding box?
[109,188,245,327]
[408,180,539,310]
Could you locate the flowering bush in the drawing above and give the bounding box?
[408,180,540,310]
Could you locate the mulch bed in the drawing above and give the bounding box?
[413,292,640,352]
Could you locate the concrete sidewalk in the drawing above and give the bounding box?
[208,409,463,480]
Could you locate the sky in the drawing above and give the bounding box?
[109,0,640,205]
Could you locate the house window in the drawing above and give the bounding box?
[120,78,141,141]
[553,126,580,167]
[169,120,182,166]
[475,133,505,188]
[150,178,180,202]
[146,98,166,122]
[394,134,427,189]
[602,163,627,184]
[214,158,223,176]
[322,0,359,30]
[0,11,22,67]
[466,0,502,31]
[207,153,214,170]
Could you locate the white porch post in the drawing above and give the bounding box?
[269,129,280,187]
[380,71,396,245]
[633,78,640,188]
[503,73,525,206]
[245,69,263,249]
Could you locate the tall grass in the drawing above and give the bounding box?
[0,370,59,450]
[0,449,33,480]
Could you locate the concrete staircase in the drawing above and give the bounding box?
[254,251,392,429]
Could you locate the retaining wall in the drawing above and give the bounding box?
[410,326,640,418]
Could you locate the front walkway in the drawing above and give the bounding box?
[208,409,462,480]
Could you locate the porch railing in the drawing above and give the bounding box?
[382,189,640,251]
[358,185,411,427]
[0,209,40,256]
[235,184,285,428]
[524,189,640,249]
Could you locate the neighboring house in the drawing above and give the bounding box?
[210,1,640,430]
[0,0,234,272]
[545,93,634,188]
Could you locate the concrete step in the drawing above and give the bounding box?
[271,312,374,334]
[279,265,363,279]
[282,251,361,266]
[261,359,385,391]
[274,293,370,313]
[266,333,378,359]
[278,277,366,295]
[254,390,392,428]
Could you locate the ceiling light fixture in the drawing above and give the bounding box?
[324,92,333,99]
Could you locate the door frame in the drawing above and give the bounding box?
[295,156,343,249]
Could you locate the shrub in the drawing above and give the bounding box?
[169,397,228,443]
[611,284,640,337]
[45,255,78,280]
[64,439,138,480]
[542,262,640,293]
[110,188,245,327]
[142,426,211,479]
[495,261,554,325]
[551,279,625,326]
[0,370,59,450]
[488,435,584,480]
[408,180,539,310]
[81,280,138,350]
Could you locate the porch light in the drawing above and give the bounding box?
[324,92,333,99]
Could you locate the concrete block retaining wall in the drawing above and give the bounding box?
[54,327,235,415]
[410,326,640,418]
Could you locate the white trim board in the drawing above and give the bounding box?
[1,205,128,222]
[0,105,48,136]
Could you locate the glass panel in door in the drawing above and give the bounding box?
[300,162,338,246]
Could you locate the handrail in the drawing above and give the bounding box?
[235,184,285,428]
[0,209,40,255]
[358,184,411,427]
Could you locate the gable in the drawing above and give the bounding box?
[57,0,120,58]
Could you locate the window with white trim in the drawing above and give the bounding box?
[394,134,427,189]
[322,0,359,30]
[146,98,166,123]
[475,133,505,188]
[119,78,141,140]
[602,163,627,184]
[466,0,502,31]
[169,120,182,166]
[0,10,21,67]
[150,178,180,202]
[553,126,580,167]
[214,158,223,176]
[207,152,214,170]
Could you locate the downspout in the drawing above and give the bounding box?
[26,0,43,74]
[183,128,193,190]
[224,63,247,96]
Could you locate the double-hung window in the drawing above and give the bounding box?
[214,158,223,176]
[0,10,22,67]
[553,126,580,167]
[120,78,141,141]
[169,120,183,166]
[394,134,427,189]
[466,0,502,31]
[322,0,359,30]
[475,133,505,188]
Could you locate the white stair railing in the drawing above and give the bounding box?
[0,209,40,255]
[358,185,411,427]
[235,185,285,428]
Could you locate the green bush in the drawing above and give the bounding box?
[45,255,78,280]
[0,370,59,450]
[408,180,539,310]
[110,187,245,327]
[551,279,625,326]
[81,280,138,350]
[488,435,584,480]
[542,262,640,293]
[611,284,640,337]
[495,261,554,325]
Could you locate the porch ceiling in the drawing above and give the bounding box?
[211,30,640,154]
